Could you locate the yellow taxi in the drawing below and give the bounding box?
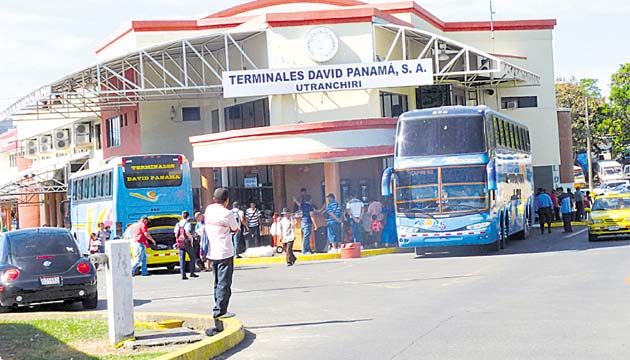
[587,193,630,241]
[123,215,190,271]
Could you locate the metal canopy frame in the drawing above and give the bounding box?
[374,24,540,87]
[1,30,267,122]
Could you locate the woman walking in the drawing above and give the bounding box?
[195,212,211,272]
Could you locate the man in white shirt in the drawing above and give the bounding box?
[346,193,364,244]
[204,188,240,320]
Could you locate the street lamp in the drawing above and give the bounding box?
[585,97,593,193]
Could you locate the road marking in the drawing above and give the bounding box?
[563,227,588,239]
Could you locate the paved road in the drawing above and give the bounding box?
[97,227,630,359]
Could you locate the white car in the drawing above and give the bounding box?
[593,180,630,196]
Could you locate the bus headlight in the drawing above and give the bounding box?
[466,222,491,230]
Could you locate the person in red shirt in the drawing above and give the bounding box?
[131,216,157,276]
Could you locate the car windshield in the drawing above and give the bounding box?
[592,198,630,211]
[9,233,79,258]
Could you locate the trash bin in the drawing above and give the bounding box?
[340,242,361,259]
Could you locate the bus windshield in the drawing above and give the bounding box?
[396,114,485,157]
[395,165,488,214]
[123,155,183,188]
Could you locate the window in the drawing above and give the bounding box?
[123,113,128,127]
[224,99,270,131]
[77,179,84,200]
[103,172,112,197]
[95,175,102,197]
[509,124,517,149]
[501,96,538,109]
[381,92,409,117]
[182,107,201,122]
[211,110,220,133]
[493,116,502,146]
[498,120,507,147]
[9,154,17,168]
[134,110,138,124]
[106,116,121,147]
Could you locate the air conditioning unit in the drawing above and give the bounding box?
[38,135,53,153]
[25,138,38,157]
[506,101,519,109]
[74,122,91,145]
[53,129,70,150]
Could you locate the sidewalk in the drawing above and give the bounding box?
[234,247,402,266]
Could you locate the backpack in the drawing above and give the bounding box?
[175,221,188,249]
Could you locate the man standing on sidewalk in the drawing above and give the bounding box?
[535,188,553,234]
[205,188,240,320]
[558,187,573,233]
[574,187,585,221]
[346,194,365,244]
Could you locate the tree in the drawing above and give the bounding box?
[604,63,630,155]
[555,77,607,153]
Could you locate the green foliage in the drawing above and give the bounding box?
[0,318,167,360]
[555,77,607,153]
[557,64,630,157]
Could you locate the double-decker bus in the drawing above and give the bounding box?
[382,106,533,254]
[69,154,193,258]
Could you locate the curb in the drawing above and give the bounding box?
[234,247,402,265]
[139,312,244,360]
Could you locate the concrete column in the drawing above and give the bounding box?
[199,167,215,209]
[272,165,287,212]
[105,240,135,345]
[324,162,341,201]
[557,109,574,184]
[55,193,64,227]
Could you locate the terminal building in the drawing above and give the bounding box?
[0,0,565,230]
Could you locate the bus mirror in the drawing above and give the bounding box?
[486,161,497,191]
[381,167,394,197]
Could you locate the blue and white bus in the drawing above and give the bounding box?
[69,154,193,255]
[382,106,533,254]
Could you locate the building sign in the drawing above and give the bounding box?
[244,176,258,188]
[123,155,183,189]
[222,59,433,98]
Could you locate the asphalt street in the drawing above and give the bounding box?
[93,227,630,359]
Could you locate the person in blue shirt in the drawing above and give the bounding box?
[558,187,573,233]
[535,188,553,234]
[293,194,317,254]
[321,193,342,253]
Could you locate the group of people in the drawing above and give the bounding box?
[88,222,111,254]
[535,187,592,234]
[130,188,240,321]
[272,189,397,266]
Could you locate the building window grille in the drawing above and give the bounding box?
[380,92,408,117]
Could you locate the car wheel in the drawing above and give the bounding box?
[82,291,98,310]
[588,233,598,242]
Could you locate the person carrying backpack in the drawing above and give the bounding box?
[174,211,198,280]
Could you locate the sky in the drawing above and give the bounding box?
[0,0,628,112]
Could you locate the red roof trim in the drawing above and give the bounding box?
[95,27,133,54]
[192,145,394,168]
[265,6,412,28]
[204,0,366,19]
[189,117,397,145]
[488,52,528,60]
[444,19,557,32]
[375,1,445,29]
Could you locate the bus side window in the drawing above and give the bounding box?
[95,174,102,198]
[77,179,83,201]
[497,119,505,147]
[486,115,495,151]
[515,127,521,150]
[106,171,112,196]
[526,130,531,151]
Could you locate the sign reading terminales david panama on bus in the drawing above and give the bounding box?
[222,59,433,98]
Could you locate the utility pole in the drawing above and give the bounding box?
[585,97,593,192]
[489,0,496,40]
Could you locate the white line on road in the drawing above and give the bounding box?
[563,227,588,239]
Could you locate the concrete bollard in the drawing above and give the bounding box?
[105,240,135,346]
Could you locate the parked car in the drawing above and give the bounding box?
[0,228,97,312]
[588,193,630,241]
[592,180,630,196]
